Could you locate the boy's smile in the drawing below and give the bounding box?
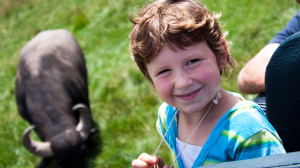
[175,88,201,101]
[147,42,227,114]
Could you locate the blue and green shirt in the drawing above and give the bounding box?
[156,94,286,168]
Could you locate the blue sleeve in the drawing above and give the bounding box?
[235,130,286,160]
[269,10,300,44]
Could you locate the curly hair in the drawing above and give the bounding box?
[129,0,236,82]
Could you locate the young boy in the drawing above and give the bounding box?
[129,0,286,167]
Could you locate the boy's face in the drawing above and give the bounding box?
[146,42,227,114]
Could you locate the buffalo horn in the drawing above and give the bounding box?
[22,125,54,157]
[72,103,91,140]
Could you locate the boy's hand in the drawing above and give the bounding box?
[132,153,168,168]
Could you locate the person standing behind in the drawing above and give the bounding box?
[129,0,286,167]
[238,6,300,114]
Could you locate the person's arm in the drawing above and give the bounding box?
[238,43,280,94]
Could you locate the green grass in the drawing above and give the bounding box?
[0,0,298,167]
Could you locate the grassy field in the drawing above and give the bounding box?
[0,0,298,167]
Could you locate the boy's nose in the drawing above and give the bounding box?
[174,72,193,89]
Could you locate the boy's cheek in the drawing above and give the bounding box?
[154,82,171,97]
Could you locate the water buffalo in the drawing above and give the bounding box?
[15,29,94,168]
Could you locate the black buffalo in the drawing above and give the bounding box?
[15,29,94,168]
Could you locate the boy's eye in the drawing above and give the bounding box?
[157,69,170,76]
[186,59,200,66]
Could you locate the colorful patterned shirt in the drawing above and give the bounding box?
[156,94,286,168]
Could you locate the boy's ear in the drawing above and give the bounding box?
[219,38,228,68]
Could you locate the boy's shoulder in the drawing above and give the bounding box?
[225,91,268,127]
[225,100,278,140]
[220,100,285,158]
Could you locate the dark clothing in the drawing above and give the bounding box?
[254,10,300,115]
[265,31,300,152]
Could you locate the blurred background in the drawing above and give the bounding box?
[0,0,298,167]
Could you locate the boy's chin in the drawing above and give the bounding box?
[176,104,207,114]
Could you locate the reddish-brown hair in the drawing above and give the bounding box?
[130,0,236,82]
